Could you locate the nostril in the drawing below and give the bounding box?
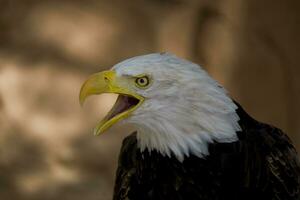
[104,76,109,82]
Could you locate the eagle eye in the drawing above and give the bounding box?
[135,76,150,88]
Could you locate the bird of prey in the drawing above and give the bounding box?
[79,53,300,200]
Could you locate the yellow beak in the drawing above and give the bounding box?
[79,70,144,135]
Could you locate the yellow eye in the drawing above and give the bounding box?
[135,76,150,88]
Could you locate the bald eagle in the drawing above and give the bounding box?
[80,53,300,200]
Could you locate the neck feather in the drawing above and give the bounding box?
[133,83,241,162]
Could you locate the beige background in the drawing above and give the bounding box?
[0,0,299,200]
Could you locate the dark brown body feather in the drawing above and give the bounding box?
[113,103,300,200]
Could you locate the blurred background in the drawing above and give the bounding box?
[0,0,299,199]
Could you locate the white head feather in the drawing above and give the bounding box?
[112,53,241,162]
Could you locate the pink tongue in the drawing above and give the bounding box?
[104,95,139,120]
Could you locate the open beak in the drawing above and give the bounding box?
[79,70,144,135]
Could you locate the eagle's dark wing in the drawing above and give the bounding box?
[236,103,300,200]
[265,128,300,199]
[113,133,138,200]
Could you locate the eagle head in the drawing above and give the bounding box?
[79,53,241,161]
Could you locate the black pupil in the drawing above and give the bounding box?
[140,78,145,84]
